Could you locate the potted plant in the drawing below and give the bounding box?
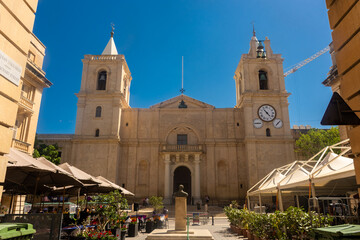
[83,229,117,240]
[128,218,138,237]
[88,190,128,232]
[120,225,127,240]
[111,216,127,237]
[146,217,154,233]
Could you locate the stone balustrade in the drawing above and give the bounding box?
[88,55,124,61]
[161,144,203,152]
[19,94,34,110]
[12,139,31,152]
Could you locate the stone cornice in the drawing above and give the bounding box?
[243,136,294,143]
[240,91,290,98]
[72,136,120,143]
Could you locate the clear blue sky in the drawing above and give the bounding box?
[34,0,333,134]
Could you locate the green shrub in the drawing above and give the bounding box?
[149,196,164,213]
[224,204,333,240]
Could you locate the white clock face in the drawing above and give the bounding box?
[273,118,283,128]
[258,105,276,122]
[253,118,263,128]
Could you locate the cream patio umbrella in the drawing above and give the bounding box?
[58,163,101,185]
[95,176,134,196]
[5,149,83,195]
[5,149,83,212]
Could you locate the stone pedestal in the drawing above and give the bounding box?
[146,229,214,240]
[146,186,213,240]
[175,197,187,231]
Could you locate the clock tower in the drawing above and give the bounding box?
[234,33,294,186]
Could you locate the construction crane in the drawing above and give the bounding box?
[284,46,330,77]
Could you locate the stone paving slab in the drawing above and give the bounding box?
[128,218,246,240]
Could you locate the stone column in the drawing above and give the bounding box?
[164,154,171,204]
[194,154,201,203]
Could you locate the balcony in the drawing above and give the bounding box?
[12,139,31,153]
[161,144,203,153]
[19,94,34,111]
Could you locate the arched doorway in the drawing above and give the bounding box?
[173,166,192,204]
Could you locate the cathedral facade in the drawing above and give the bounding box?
[38,33,295,204]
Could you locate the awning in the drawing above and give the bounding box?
[248,139,354,197]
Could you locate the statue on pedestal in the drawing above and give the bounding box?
[173,184,188,198]
[173,184,188,231]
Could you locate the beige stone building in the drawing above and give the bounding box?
[0,0,51,202]
[39,32,294,204]
[324,0,360,194]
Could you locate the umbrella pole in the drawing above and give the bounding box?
[77,188,80,207]
[22,195,25,214]
[58,192,61,212]
[296,194,300,208]
[77,188,81,219]
[278,189,284,212]
[31,176,40,209]
[258,194,262,214]
[311,182,318,213]
[86,190,88,208]
[39,194,42,213]
[62,186,65,213]
[19,195,22,214]
[9,193,14,214]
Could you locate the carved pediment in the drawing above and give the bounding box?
[150,95,214,109]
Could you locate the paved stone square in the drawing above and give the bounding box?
[130,218,246,240]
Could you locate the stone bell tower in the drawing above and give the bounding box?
[70,29,132,181]
[74,30,132,139]
[234,31,294,186]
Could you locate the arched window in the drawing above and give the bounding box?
[97,71,107,90]
[266,128,271,137]
[259,70,268,90]
[95,106,102,117]
[95,129,100,137]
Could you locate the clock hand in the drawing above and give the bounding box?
[276,121,280,126]
[264,109,270,116]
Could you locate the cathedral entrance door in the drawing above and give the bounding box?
[173,166,192,204]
